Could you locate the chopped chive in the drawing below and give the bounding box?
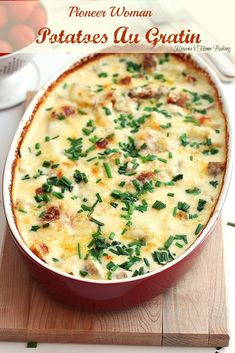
[173,207,177,217]
[89,217,104,227]
[80,270,88,277]
[30,225,40,232]
[96,193,102,203]
[42,160,51,168]
[110,202,118,208]
[43,223,50,228]
[60,176,73,189]
[63,82,68,89]
[195,223,204,235]
[180,133,189,146]
[77,242,82,259]
[52,258,59,262]
[98,72,108,78]
[158,157,167,164]
[96,178,102,184]
[81,204,93,212]
[35,151,41,157]
[164,236,175,248]
[46,107,53,111]
[175,242,183,248]
[202,148,219,155]
[107,271,112,280]
[172,174,183,182]
[144,258,150,267]
[87,157,97,162]
[51,163,59,169]
[102,107,112,116]
[22,174,30,180]
[18,208,27,213]
[103,162,112,178]
[35,143,40,150]
[175,235,188,244]
[167,193,174,197]
[177,201,190,213]
[152,200,166,210]
[140,154,157,163]
[186,187,201,195]
[58,114,66,120]
[45,135,59,142]
[26,342,38,348]
[197,199,206,211]
[52,191,64,199]
[189,213,198,219]
[168,151,173,159]
[210,180,218,188]
[18,149,22,158]
[160,122,171,129]
[227,222,235,227]
[115,158,120,165]
[109,232,115,240]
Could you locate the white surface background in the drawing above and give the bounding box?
[0,54,234,353]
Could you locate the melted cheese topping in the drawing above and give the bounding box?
[12,54,226,280]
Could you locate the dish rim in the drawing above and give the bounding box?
[3,52,233,285]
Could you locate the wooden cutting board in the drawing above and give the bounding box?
[0,92,230,347]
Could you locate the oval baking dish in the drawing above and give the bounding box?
[3,53,232,309]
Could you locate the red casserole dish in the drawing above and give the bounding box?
[3,53,232,310]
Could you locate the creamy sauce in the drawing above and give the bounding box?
[12,54,226,280]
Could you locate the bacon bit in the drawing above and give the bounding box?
[143,54,156,71]
[137,171,154,183]
[186,74,196,84]
[42,206,60,222]
[208,162,224,177]
[30,246,43,259]
[35,187,44,195]
[62,105,76,116]
[51,111,59,119]
[96,138,109,149]
[51,105,76,119]
[176,211,188,220]
[200,116,211,125]
[105,92,114,100]
[57,170,63,179]
[167,91,188,107]
[119,76,132,85]
[40,243,49,254]
[105,255,113,260]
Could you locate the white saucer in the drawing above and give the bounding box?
[0,61,40,111]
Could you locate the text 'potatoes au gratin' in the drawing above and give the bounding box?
[12,53,227,281]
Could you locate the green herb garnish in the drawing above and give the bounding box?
[186,187,201,195]
[102,107,112,116]
[195,223,204,235]
[152,200,166,210]
[103,162,112,178]
[197,199,206,211]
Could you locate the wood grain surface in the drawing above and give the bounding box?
[0,92,230,347]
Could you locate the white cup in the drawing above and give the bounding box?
[0,50,40,110]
